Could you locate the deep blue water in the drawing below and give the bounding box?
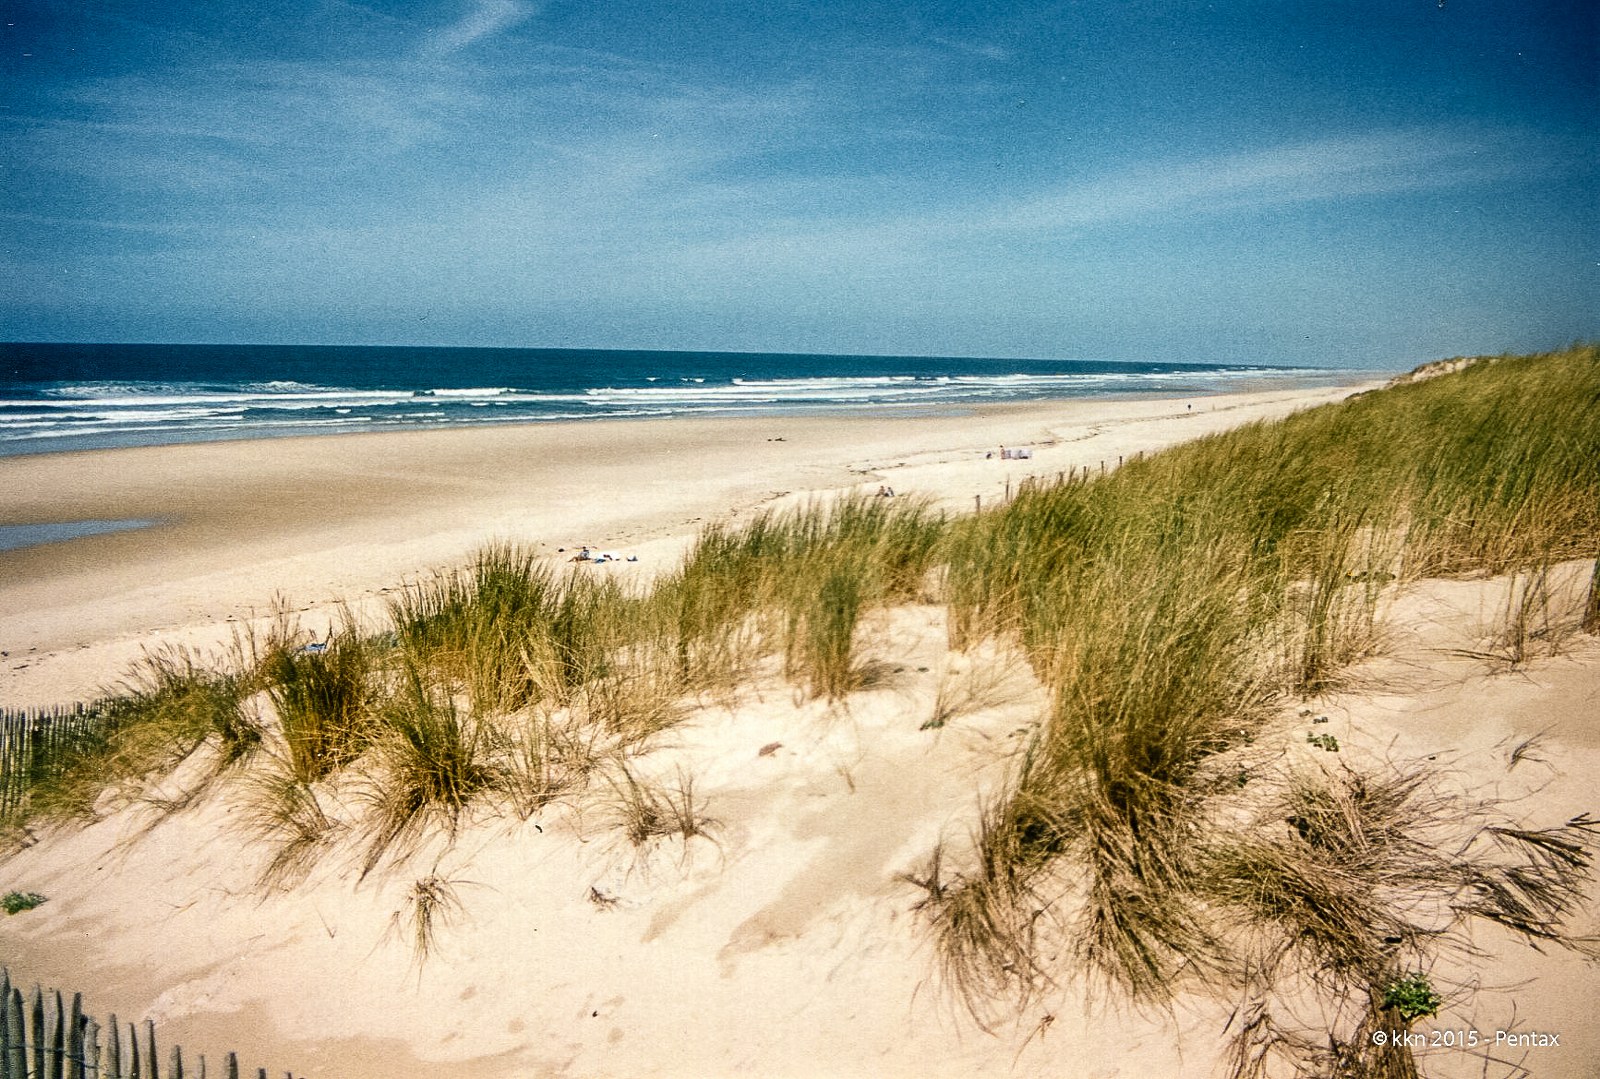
[0,342,1349,456]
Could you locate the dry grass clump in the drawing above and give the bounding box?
[905,782,1066,1025]
[923,650,1027,731]
[604,764,718,851]
[1204,765,1598,1079]
[496,711,605,820]
[390,872,477,969]
[239,767,342,890]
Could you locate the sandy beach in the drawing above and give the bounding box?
[0,384,1363,705]
[2,377,1597,1079]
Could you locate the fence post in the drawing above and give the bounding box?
[31,987,45,1079]
[0,972,285,1079]
[82,1017,100,1079]
[108,1011,124,1075]
[0,973,18,1075]
[68,992,84,1079]
[2,981,22,1079]
[107,1015,122,1079]
[48,989,64,1079]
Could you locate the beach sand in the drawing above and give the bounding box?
[2,380,1596,1079]
[1,384,1361,705]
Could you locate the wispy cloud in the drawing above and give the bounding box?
[421,0,536,57]
[665,127,1523,272]
[975,130,1506,233]
[929,35,1010,62]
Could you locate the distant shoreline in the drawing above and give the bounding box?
[0,340,1380,459]
[0,382,1375,703]
[0,370,1376,461]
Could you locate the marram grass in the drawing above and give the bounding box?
[922,345,1600,1058]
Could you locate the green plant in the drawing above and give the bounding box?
[1381,972,1442,1022]
[790,564,869,701]
[672,494,943,698]
[1306,732,1340,753]
[389,545,558,711]
[2,891,46,915]
[919,347,1600,1041]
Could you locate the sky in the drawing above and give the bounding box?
[1,1,1595,368]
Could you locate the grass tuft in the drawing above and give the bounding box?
[359,667,497,877]
[239,766,343,891]
[391,873,472,967]
[261,619,378,784]
[605,764,718,851]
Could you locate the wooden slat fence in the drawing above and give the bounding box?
[0,968,308,1079]
[0,703,112,819]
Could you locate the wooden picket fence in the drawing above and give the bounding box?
[0,703,112,819]
[0,967,308,1078]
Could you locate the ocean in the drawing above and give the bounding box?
[0,342,1355,457]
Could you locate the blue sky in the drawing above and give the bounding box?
[2,1,1595,368]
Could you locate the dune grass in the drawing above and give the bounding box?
[388,544,562,713]
[358,665,499,876]
[20,647,257,820]
[261,619,378,785]
[916,345,1600,1062]
[668,493,945,699]
[604,763,718,851]
[240,766,343,890]
[389,872,478,970]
